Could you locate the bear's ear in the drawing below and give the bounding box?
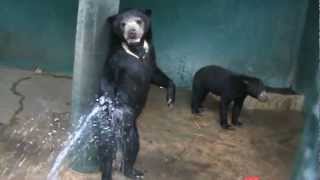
[107,14,117,24]
[143,9,152,17]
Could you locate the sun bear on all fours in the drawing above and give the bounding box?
[191,65,268,129]
[97,9,176,180]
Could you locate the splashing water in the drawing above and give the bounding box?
[47,105,102,180]
[47,93,130,180]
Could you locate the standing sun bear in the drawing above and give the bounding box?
[191,65,268,129]
[97,9,175,180]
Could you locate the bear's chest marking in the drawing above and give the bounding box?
[121,40,149,62]
[119,41,153,80]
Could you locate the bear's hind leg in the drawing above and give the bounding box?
[231,97,245,126]
[123,126,144,179]
[95,115,115,180]
[98,143,114,180]
[191,88,207,114]
[100,156,113,180]
[198,90,208,110]
[219,98,232,129]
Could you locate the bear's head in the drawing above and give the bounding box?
[243,78,268,102]
[108,9,152,45]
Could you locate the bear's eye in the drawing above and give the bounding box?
[120,22,126,28]
[136,19,142,25]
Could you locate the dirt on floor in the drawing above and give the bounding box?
[0,68,304,180]
[136,88,304,180]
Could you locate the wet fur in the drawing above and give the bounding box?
[97,9,175,180]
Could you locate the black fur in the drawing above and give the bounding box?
[191,65,266,129]
[97,9,175,180]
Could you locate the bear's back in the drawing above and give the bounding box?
[194,65,245,97]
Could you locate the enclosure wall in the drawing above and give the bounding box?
[0,0,78,75]
[121,0,309,88]
[0,0,311,87]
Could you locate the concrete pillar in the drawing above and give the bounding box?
[70,0,119,173]
[292,0,320,179]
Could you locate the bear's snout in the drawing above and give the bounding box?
[128,29,137,38]
[258,91,268,102]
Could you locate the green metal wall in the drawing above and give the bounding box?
[0,0,312,88]
[0,0,78,75]
[121,0,308,88]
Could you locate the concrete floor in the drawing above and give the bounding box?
[0,67,304,180]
